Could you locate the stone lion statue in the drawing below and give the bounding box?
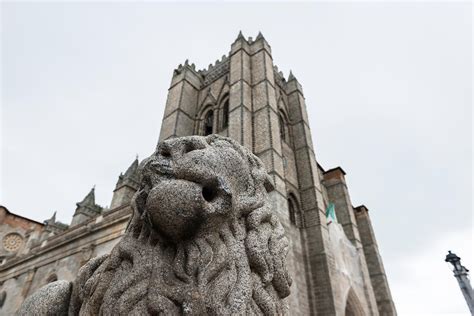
[19,135,291,315]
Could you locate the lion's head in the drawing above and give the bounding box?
[69,135,291,315]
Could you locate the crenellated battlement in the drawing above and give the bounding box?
[173,53,230,86]
[273,65,287,88]
[198,54,229,75]
[173,59,199,76]
[173,32,276,87]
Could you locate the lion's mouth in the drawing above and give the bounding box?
[152,160,174,177]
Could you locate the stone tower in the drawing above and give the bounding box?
[70,188,103,227]
[158,32,396,315]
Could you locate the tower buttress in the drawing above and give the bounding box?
[159,60,203,141]
[228,32,253,147]
[355,205,397,315]
[323,168,379,314]
[248,33,286,200]
[284,71,340,314]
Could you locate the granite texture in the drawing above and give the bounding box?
[17,280,71,316]
[19,135,291,315]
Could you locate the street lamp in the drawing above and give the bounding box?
[445,250,474,315]
[446,251,466,272]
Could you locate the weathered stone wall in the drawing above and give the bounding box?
[0,207,45,262]
[323,168,379,315]
[0,206,130,314]
[355,206,397,315]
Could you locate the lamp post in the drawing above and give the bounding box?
[445,251,474,314]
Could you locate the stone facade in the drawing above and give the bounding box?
[0,33,396,315]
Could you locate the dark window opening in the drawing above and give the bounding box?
[46,274,58,284]
[288,197,296,225]
[279,112,291,144]
[279,115,286,141]
[279,115,285,139]
[0,291,6,308]
[222,100,229,129]
[204,110,214,136]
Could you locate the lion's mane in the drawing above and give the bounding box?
[68,136,291,315]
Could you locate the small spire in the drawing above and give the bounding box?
[237,30,244,40]
[184,59,189,66]
[288,70,296,81]
[44,211,57,225]
[74,186,103,217]
[256,31,264,40]
[50,211,57,223]
[123,157,139,178]
[78,187,96,207]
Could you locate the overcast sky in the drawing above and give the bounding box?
[1,2,472,315]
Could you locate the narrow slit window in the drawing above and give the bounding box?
[204,110,214,136]
[288,198,296,225]
[222,100,229,129]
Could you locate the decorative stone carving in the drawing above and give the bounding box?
[2,233,23,252]
[19,135,292,315]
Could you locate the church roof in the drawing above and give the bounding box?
[0,205,44,227]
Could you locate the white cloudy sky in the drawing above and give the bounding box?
[1,2,472,315]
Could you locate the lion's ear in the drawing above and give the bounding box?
[264,174,274,193]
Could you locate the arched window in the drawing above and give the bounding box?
[0,291,6,308]
[287,194,299,225]
[221,99,229,130]
[204,110,214,136]
[279,114,286,140]
[345,288,366,316]
[46,273,58,284]
[279,111,290,144]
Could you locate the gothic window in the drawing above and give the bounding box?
[345,288,365,316]
[0,291,5,308]
[288,194,299,225]
[279,114,285,140]
[221,99,229,130]
[204,110,214,136]
[46,273,58,284]
[279,111,290,144]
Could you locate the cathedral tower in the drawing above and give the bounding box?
[158,32,396,316]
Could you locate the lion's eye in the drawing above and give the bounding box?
[202,185,217,202]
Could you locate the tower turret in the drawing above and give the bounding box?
[110,157,140,209]
[70,187,102,227]
[43,211,68,234]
